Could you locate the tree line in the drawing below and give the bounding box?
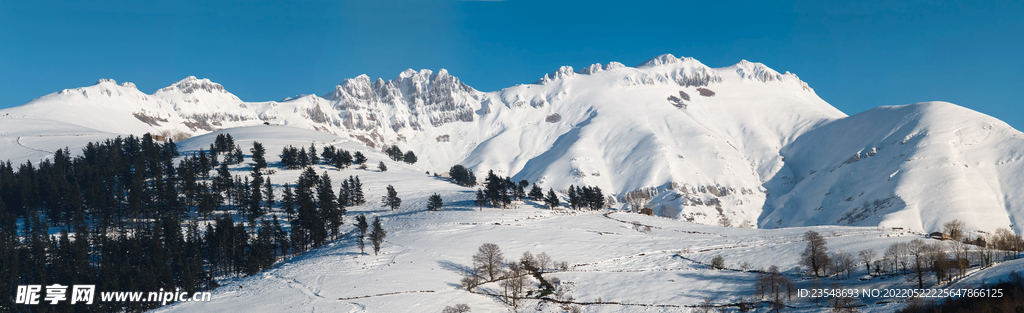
[0,134,387,312]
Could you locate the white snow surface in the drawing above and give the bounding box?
[150,125,1024,313]
[2,54,1024,236]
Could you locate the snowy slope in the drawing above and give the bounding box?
[765,102,1024,234]
[2,54,1023,236]
[148,125,934,313]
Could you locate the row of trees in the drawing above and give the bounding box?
[0,134,388,311]
[280,144,368,170]
[384,145,417,164]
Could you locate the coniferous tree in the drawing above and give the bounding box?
[339,179,351,207]
[448,164,476,187]
[264,177,274,212]
[377,161,387,172]
[353,151,367,164]
[386,145,403,161]
[281,183,296,219]
[403,151,417,164]
[483,170,502,207]
[545,189,560,209]
[528,183,544,201]
[250,141,267,172]
[382,185,401,211]
[567,185,579,210]
[355,214,369,255]
[475,189,486,210]
[369,217,386,255]
[248,174,264,222]
[298,147,309,168]
[232,145,244,165]
[427,193,443,211]
[308,144,319,165]
[318,172,343,239]
[339,149,353,168]
[353,176,365,205]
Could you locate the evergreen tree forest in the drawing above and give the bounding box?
[0,134,368,312]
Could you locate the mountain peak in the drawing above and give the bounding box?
[94,78,117,85]
[637,54,682,68]
[157,76,227,94]
[536,66,575,84]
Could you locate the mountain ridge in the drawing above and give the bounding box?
[2,54,1022,234]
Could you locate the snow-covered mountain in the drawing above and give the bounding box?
[2,54,1022,235]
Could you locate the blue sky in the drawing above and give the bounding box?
[1,0,1022,128]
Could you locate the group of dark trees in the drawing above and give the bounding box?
[474,170,532,209]
[455,168,562,211]
[384,145,417,164]
[565,185,604,210]
[280,144,367,170]
[448,164,477,187]
[0,134,381,312]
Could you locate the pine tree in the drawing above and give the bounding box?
[381,185,401,211]
[544,189,560,209]
[318,172,342,239]
[528,183,544,201]
[264,177,274,212]
[475,189,486,210]
[353,176,365,205]
[282,183,296,219]
[298,147,309,167]
[232,146,244,165]
[338,180,351,208]
[355,214,369,255]
[567,185,578,210]
[308,143,319,165]
[448,164,475,187]
[248,174,264,222]
[250,141,267,172]
[353,151,367,164]
[403,151,417,164]
[377,161,387,172]
[386,145,403,161]
[427,193,443,211]
[369,217,386,255]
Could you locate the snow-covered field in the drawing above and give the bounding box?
[141,126,1021,313]
[2,54,1023,312]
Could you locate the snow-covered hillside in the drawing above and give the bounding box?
[151,125,1024,313]
[2,54,1023,236]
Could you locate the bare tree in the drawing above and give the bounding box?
[502,259,531,310]
[832,251,854,279]
[536,252,551,272]
[801,230,830,277]
[520,251,538,271]
[883,243,900,275]
[718,215,733,227]
[859,249,877,274]
[755,265,794,306]
[622,190,652,212]
[442,304,471,313]
[710,255,725,270]
[942,219,966,241]
[472,243,504,281]
[949,239,970,278]
[906,239,932,289]
[929,242,950,284]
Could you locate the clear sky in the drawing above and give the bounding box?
[1,0,1022,128]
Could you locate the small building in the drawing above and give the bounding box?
[929,232,949,240]
[934,259,968,270]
